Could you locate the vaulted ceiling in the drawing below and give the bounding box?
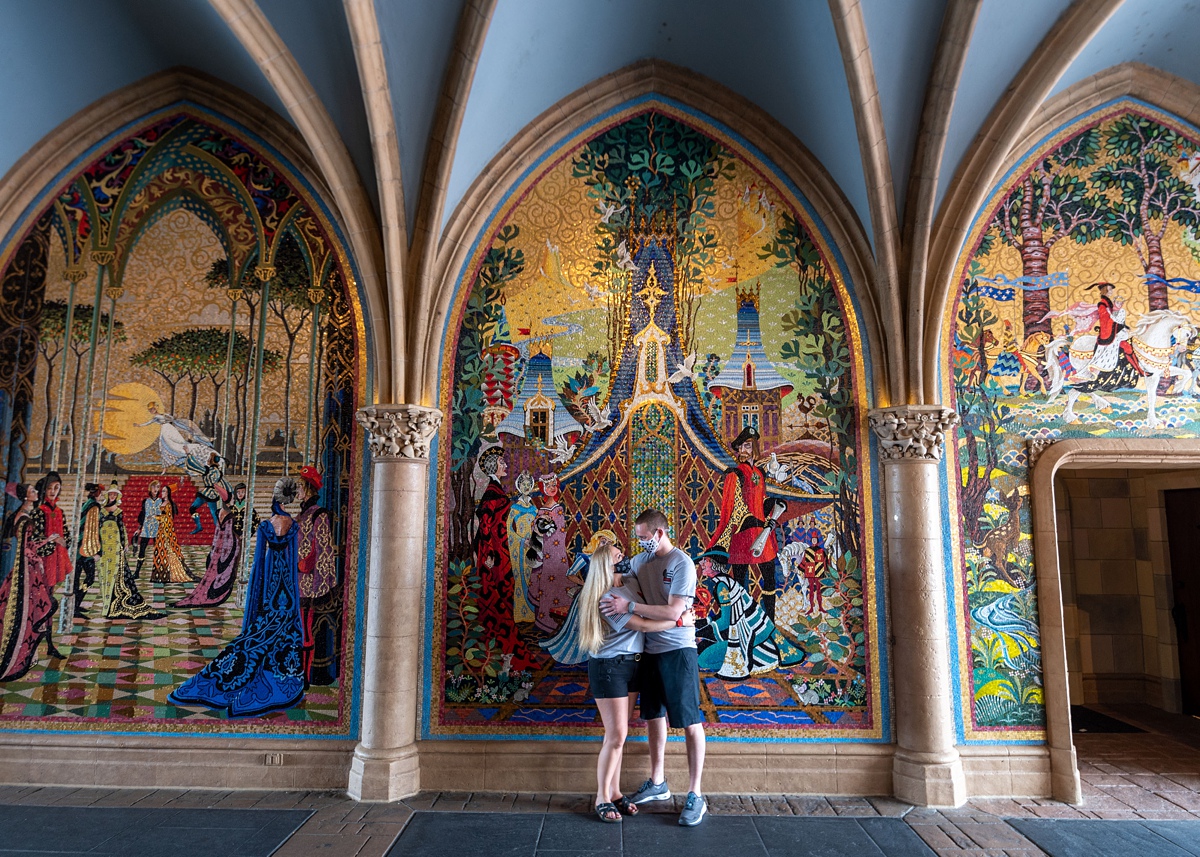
[0,0,1195,404]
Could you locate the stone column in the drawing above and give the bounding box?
[869,405,967,807]
[348,404,443,801]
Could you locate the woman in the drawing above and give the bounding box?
[577,536,694,823]
[506,471,538,624]
[150,484,190,584]
[530,473,572,632]
[0,484,64,680]
[471,447,537,671]
[695,550,806,679]
[97,483,162,621]
[174,483,244,608]
[170,477,305,717]
[539,529,628,665]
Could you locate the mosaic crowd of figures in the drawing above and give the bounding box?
[0,110,364,731]
[434,107,882,739]
[948,100,1200,737]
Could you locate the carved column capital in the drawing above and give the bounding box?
[868,405,960,462]
[356,404,444,461]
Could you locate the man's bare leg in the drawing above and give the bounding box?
[647,716,667,784]
[684,723,705,795]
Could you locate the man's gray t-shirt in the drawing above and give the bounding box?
[594,582,644,659]
[625,547,696,654]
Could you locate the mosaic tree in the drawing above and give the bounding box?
[572,112,735,352]
[61,306,123,463]
[265,235,315,469]
[761,211,858,559]
[1091,114,1200,309]
[987,127,1104,338]
[448,224,525,556]
[130,328,279,425]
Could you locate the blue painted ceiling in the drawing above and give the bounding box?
[1052,0,1200,101]
[257,0,379,214]
[0,0,286,187]
[443,0,867,235]
[861,0,947,220]
[374,0,462,234]
[4,0,1200,264]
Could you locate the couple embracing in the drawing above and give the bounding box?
[576,509,707,827]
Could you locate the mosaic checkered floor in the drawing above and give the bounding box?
[0,545,341,729]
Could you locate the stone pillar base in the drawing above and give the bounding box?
[347,744,419,802]
[1050,744,1082,804]
[893,749,967,808]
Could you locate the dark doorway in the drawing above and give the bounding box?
[1163,488,1200,715]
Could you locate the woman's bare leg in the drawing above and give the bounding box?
[595,696,629,815]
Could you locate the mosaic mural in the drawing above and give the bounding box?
[0,109,366,733]
[946,100,1200,739]
[431,104,884,739]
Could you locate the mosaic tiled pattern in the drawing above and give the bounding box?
[441,661,866,729]
[0,546,339,727]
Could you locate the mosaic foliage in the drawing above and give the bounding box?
[434,107,881,738]
[0,111,365,733]
[948,102,1200,736]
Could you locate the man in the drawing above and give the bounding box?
[72,484,103,618]
[600,509,707,827]
[34,471,70,589]
[295,465,339,685]
[133,479,162,576]
[189,451,226,534]
[707,426,785,620]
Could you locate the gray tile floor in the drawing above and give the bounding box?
[0,706,1195,856]
[0,804,311,857]
[389,811,936,857]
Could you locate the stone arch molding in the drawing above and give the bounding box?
[421,59,889,407]
[1030,438,1200,803]
[0,66,387,383]
[422,58,899,751]
[933,67,1200,775]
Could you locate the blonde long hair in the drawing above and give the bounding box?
[577,541,618,656]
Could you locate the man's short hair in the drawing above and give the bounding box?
[634,508,669,532]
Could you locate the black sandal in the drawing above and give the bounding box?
[613,796,639,816]
[595,802,622,823]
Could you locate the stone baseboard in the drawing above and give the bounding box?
[417,739,896,795]
[0,735,356,790]
[1081,673,1162,705]
[959,744,1052,799]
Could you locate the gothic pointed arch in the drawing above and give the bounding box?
[0,71,372,738]
[939,70,1200,748]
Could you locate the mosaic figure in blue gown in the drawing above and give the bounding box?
[540,529,629,665]
[170,477,305,717]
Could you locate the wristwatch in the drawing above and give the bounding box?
[627,601,636,616]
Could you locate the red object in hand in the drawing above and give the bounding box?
[692,586,714,618]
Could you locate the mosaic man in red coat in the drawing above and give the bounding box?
[706,426,785,621]
[34,472,70,590]
[296,465,338,685]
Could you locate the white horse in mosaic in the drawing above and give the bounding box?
[1044,309,1196,429]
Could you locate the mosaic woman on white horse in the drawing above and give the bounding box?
[1044,284,1195,428]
